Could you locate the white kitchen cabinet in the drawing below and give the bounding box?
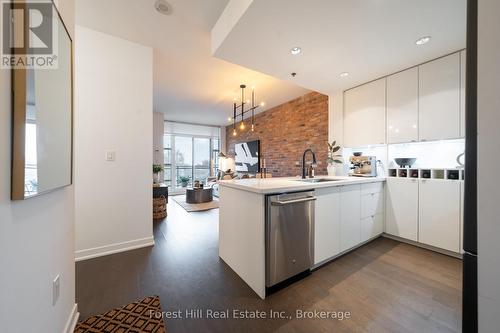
[340,184,361,252]
[460,50,466,138]
[419,180,461,252]
[344,78,386,147]
[387,67,419,143]
[361,214,384,242]
[314,187,341,264]
[360,183,384,242]
[361,190,384,218]
[419,53,461,141]
[385,178,418,241]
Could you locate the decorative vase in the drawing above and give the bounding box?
[153,173,161,184]
[327,164,336,176]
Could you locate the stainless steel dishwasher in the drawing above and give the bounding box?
[266,190,315,287]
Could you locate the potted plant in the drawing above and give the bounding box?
[153,164,164,184]
[178,176,190,187]
[327,141,343,176]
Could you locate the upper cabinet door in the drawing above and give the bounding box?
[419,53,461,141]
[344,78,386,147]
[387,67,419,143]
[460,50,466,138]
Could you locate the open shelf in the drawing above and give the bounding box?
[387,168,464,181]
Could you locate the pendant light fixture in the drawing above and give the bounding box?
[231,84,263,136]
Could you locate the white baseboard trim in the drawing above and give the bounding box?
[63,303,79,333]
[75,236,155,262]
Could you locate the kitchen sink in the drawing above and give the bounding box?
[296,178,342,183]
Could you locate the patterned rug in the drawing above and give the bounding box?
[171,195,219,212]
[74,296,166,333]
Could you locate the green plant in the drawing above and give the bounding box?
[327,141,343,165]
[178,176,191,183]
[153,164,164,174]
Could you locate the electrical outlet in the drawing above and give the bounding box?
[53,275,60,306]
[105,150,116,162]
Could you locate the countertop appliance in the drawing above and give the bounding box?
[266,191,315,287]
[349,155,377,177]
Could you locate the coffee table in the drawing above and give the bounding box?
[186,187,213,204]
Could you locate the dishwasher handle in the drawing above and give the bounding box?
[271,196,317,206]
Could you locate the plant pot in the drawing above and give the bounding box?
[181,182,188,187]
[328,164,345,176]
[153,173,161,184]
[327,164,336,176]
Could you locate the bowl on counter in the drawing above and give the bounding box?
[394,158,417,168]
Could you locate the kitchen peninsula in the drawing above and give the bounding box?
[218,176,386,299]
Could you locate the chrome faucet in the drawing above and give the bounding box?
[302,149,317,179]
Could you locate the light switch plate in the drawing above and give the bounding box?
[105,150,116,161]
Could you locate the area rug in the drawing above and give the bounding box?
[74,296,166,333]
[171,195,219,212]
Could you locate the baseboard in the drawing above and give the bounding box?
[63,303,79,333]
[75,236,155,262]
[382,233,463,259]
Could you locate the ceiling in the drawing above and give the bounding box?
[75,0,310,126]
[212,0,467,95]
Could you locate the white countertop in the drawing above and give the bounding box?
[218,176,386,194]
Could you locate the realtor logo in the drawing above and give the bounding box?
[1,0,58,69]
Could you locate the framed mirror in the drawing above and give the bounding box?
[11,1,73,200]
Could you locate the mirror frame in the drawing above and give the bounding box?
[11,0,73,200]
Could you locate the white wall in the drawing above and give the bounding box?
[74,26,154,261]
[478,0,500,330]
[0,1,77,332]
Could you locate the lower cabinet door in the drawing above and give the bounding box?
[385,178,418,241]
[340,185,361,252]
[361,214,384,242]
[314,187,341,264]
[419,180,460,252]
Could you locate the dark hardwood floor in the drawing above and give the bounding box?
[76,201,462,333]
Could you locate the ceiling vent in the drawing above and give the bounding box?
[155,0,173,15]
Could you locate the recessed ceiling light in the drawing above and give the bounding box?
[227,117,232,122]
[415,36,431,45]
[290,47,301,55]
[155,0,173,15]
[339,72,349,78]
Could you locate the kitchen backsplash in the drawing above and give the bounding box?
[340,139,465,176]
[387,139,465,168]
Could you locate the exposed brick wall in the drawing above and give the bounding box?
[225,92,329,177]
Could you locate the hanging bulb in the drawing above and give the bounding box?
[239,121,246,130]
[232,128,237,136]
[251,123,255,132]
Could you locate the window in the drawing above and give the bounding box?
[163,134,172,186]
[163,122,221,190]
